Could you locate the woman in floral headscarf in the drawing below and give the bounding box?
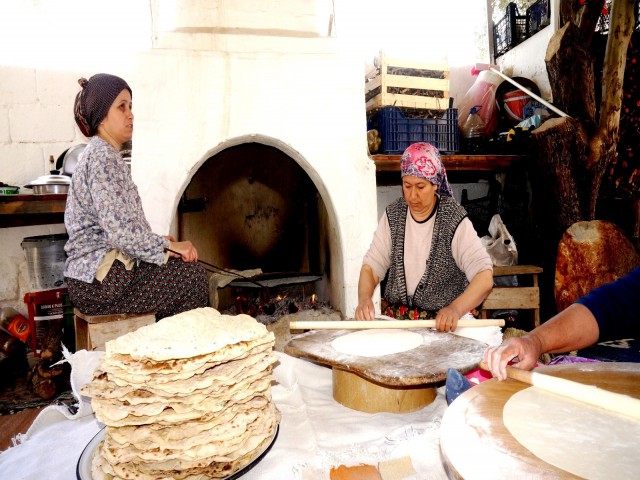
[355,142,493,331]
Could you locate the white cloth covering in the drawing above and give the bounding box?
[0,350,449,479]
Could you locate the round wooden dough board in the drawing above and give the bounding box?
[440,362,640,479]
[284,328,486,413]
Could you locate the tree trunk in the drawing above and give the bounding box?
[545,22,597,130]
[532,0,635,230]
[528,1,636,317]
[587,0,636,217]
[531,117,590,236]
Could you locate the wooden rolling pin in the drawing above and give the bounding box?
[480,361,640,421]
[289,319,505,330]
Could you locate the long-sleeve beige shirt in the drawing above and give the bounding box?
[363,210,493,297]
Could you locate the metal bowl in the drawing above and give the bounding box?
[30,183,69,194]
[25,175,71,194]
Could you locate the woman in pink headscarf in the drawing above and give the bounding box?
[356,142,493,331]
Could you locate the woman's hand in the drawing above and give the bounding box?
[355,298,376,320]
[168,240,199,263]
[164,236,180,258]
[435,305,462,332]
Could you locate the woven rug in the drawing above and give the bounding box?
[0,372,74,416]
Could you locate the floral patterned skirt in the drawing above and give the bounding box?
[66,258,209,320]
[381,299,480,320]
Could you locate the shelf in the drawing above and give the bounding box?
[371,154,525,173]
[0,194,67,228]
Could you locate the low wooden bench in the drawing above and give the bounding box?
[74,309,156,351]
[480,265,543,328]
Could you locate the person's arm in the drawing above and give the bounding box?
[483,303,600,380]
[436,218,494,331]
[355,213,392,320]
[436,269,494,331]
[90,145,167,264]
[355,264,380,320]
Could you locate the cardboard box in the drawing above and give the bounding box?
[23,288,67,355]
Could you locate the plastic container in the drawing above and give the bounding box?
[457,69,501,138]
[367,107,459,154]
[0,307,31,342]
[21,234,68,291]
[460,105,487,154]
[0,185,20,195]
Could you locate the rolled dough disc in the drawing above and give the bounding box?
[331,329,423,357]
[503,386,640,479]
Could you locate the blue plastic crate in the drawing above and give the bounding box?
[367,107,459,154]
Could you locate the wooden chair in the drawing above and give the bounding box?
[74,309,156,351]
[480,265,543,327]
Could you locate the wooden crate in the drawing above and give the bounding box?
[365,51,450,112]
[74,309,155,351]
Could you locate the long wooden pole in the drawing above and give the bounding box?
[483,362,640,420]
[289,319,505,330]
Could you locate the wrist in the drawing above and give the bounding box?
[525,332,545,357]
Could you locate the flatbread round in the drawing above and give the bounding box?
[106,307,268,360]
[84,307,280,479]
[331,329,423,357]
[503,386,640,479]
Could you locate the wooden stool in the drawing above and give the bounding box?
[480,265,543,327]
[74,309,156,351]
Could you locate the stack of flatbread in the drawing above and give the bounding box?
[81,307,279,480]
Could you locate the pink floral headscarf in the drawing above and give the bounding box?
[400,142,453,197]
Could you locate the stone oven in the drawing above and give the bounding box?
[128,0,378,316]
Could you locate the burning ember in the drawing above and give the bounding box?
[227,292,326,324]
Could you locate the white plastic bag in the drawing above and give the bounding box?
[481,214,518,266]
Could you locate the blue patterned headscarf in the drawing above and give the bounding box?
[400,142,453,197]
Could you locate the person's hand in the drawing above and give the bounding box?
[164,236,180,257]
[355,299,376,320]
[168,240,199,263]
[435,305,462,332]
[483,335,543,381]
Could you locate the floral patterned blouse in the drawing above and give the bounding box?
[64,136,169,283]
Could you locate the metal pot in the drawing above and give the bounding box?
[25,175,71,194]
[62,144,86,176]
[53,143,86,176]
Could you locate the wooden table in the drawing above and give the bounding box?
[285,328,486,413]
[440,362,640,479]
[0,194,66,228]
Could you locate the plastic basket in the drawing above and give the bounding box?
[526,0,550,35]
[493,4,528,57]
[367,107,459,155]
